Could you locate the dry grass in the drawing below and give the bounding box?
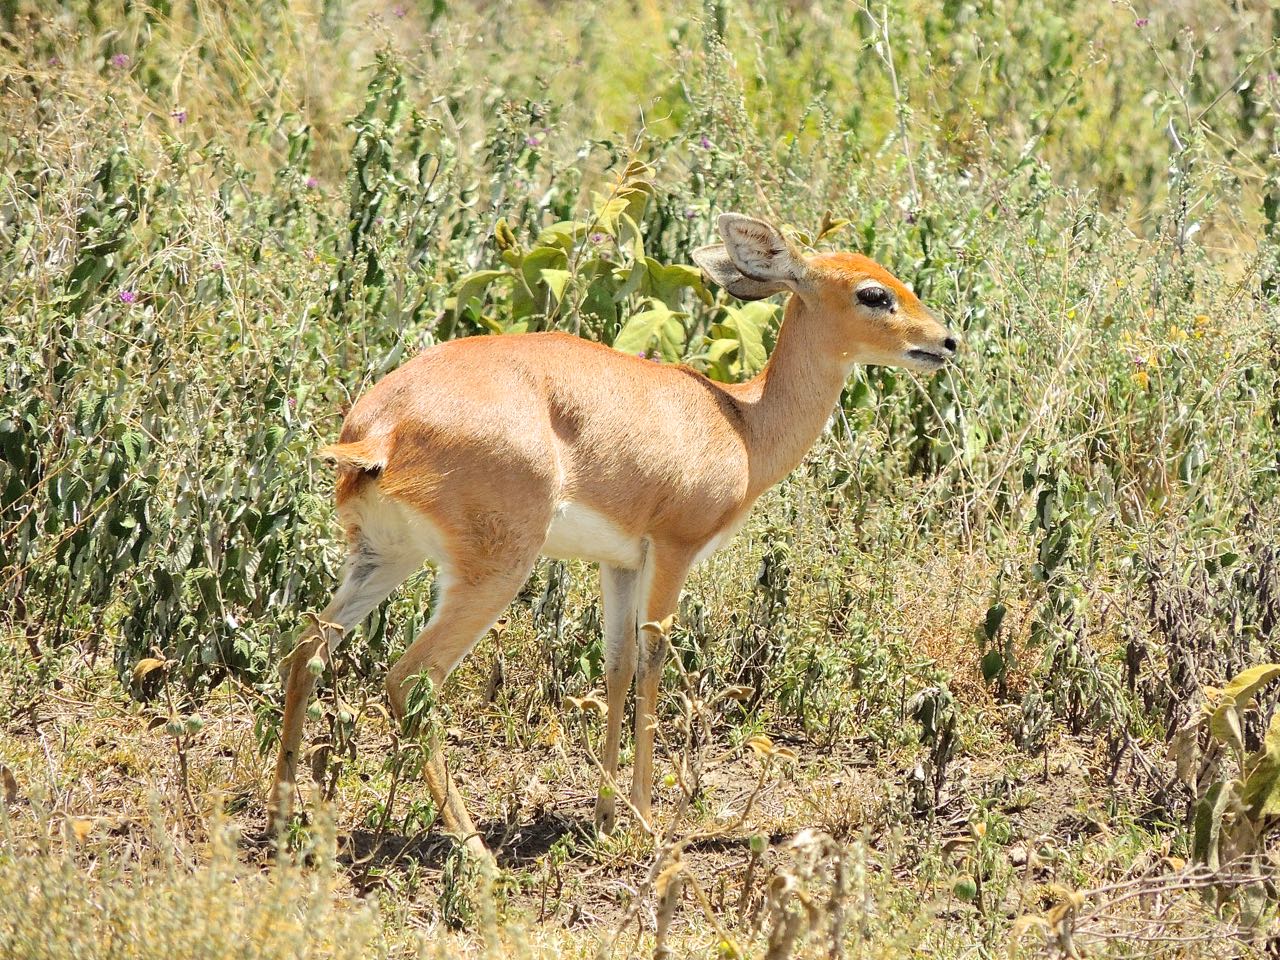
[4,0,1280,955]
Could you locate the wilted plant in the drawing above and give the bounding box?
[906,684,959,814]
[2,0,1280,954]
[1169,664,1280,887]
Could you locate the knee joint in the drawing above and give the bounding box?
[639,634,669,677]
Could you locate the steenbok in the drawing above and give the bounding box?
[270,213,956,860]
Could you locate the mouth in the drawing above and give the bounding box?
[905,348,948,369]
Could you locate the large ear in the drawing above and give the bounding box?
[690,243,789,302]
[691,213,806,302]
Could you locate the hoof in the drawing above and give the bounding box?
[462,834,497,871]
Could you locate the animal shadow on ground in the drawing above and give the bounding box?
[331,806,595,892]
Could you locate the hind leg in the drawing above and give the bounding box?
[270,542,422,824]
[386,535,543,863]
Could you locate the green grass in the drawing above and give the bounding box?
[2,0,1280,956]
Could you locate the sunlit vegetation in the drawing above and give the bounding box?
[2,0,1279,956]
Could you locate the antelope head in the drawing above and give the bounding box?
[693,213,957,374]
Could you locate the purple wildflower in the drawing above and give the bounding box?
[287,396,297,408]
[211,261,224,272]
[1134,17,1149,27]
[118,289,137,304]
[589,232,607,244]
[393,3,407,16]
[170,108,187,124]
[683,207,697,219]
[699,135,712,149]
[48,56,61,67]
[305,176,319,189]
[110,53,130,69]
[525,135,541,148]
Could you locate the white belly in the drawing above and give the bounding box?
[542,501,645,568]
[691,522,742,567]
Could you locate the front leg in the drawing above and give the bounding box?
[629,544,694,827]
[595,564,640,834]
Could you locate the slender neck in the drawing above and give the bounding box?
[730,295,851,500]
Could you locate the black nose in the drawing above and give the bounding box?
[943,336,958,353]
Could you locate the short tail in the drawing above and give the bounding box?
[317,437,387,474]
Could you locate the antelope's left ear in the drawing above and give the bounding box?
[716,213,807,288]
[691,244,789,301]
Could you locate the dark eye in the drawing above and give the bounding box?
[857,286,893,309]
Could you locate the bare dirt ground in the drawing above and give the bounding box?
[2,667,1124,944]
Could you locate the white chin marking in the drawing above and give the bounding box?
[903,351,945,372]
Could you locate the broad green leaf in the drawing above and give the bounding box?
[536,220,588,250]
[690,335,738,382]
[575,258,619,325]
[618,212,646,263]
[980,650,1004,683]
[619,185,652,227]
[119,430,145,465]
[616,212,645,264]
[499,246,565,323]
[702,337,739,365]
[453,269,508,320]
[704,301,777,380]
[613,299,687,361]
[1210,702,1244,753]
[1243,711,1280,819]
[1192,780,1233,868]
[520,245,567,285]
[1209,664,1280,746]
[984,603,1007,641]
[540,268,571,302]
[613,259,647,303]
[1220,663,1280,706]
[591,193,631,234]
[642,258,712,308]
